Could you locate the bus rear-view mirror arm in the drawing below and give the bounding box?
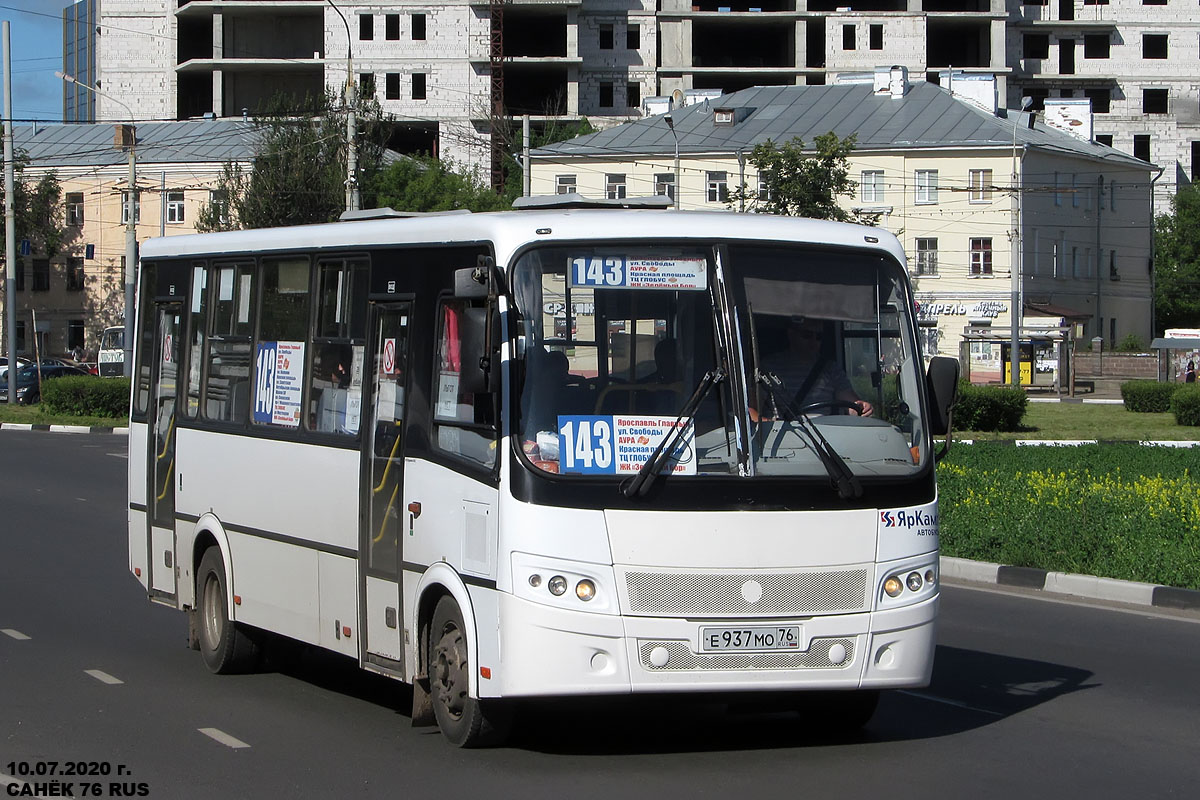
[926,355,960,461]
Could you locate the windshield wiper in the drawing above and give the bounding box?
[756,372,863,500]
[621,368,726,499]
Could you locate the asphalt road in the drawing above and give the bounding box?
[2,431,1198,799]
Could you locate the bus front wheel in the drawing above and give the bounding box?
[429,596,511,747]
[196,547,260,674]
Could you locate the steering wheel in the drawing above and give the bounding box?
[796,399,864,416]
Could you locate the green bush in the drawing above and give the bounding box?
[41,376,131,418]
[1116,333,1146,352]
[1171,385,1200,426]
[1120,380,1176,413]
[951,381,1027,432]
[938,443,1200,589]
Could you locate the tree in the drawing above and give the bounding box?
[0,157,65,258]
[1154,184,1200,332]
[368,156,512,213]
[196,90,392,231]
[727,132,876,224]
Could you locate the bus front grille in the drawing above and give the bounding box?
[637,638,856,671]
[623,569,870,617]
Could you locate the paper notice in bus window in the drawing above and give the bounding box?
[238,274,253,324]
[435,371,461,420]
[568,257,707,291]
[252,341,305,427]
[556,415,696,475]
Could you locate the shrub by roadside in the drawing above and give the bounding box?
[951,382,1027,432]
[937,443,1200,590]
[41,376,130,418]
[1121,380,1177,413]
[1172,385,1200,426]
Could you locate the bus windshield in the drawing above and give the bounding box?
[512,242,927,481]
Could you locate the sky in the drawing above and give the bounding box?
[0,1,67,122]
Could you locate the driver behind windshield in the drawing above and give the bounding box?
[758,315,873,418]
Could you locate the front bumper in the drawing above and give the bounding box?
[492,591,937,698]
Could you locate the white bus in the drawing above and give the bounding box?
[127,203,959,747]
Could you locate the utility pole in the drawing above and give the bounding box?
[4,21,17,401]
[522,115,530,197]
[327,0,359,213]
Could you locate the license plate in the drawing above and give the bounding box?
[700,625,801,652]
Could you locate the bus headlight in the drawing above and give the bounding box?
[548,575,568,596]
[575,579,596,601]
[906,571,923,592]
[510,552,617,615]
[884,576,904,597]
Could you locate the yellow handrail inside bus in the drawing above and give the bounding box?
[157,457,175,502]
[372,421,403,494]
[374,483,399,544]
[156,415,175,460]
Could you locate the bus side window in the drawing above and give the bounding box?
[432,298,496,470]
[185,262,207,418]
[307,258,367,435]
[202,261,255,424]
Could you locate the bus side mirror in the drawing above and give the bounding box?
[459,306,500,395]
[926,356,960,436]
[455,256,498,301]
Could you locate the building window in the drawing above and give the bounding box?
[1096,134,1114,147]
[359,73,376,98]
[969,238,992,276]
[386,72,400,100]
[1143,34,1168,60]
[605,174,627,200]
[1110,250,1119,280]
[412,13,426,41]
[385,14,400,40]
[915,238,938,276]
[1083,34,1109,59]
[860,170,884,203]
[915,169,938,204]
[555,175,576,195]
[359,14,373,41]
[68,320,85,352]
[1024,34,1049,60]
[1133,135,1151,162]
[166,190,185,224]
[706,171,728,203]
[14,261,23,291]
[121,191,140,224]
[627,82,640,108]
[655,173,675,200]
[599,82,613,108]
[32,258,50,291]
[599,24,613,49]
[412,72,426,100]
[1072,246,1080,278]
[842,24,856,51]
[1142,0,1166,5]
[1193,142,1200,182]
[757,174,771,202]
[1024,88,1049,112]
[1085,88,1110,114]
[969,169,993,202]
[1083,0,1108,4]
[869,24,883,51]
[65,192,84,226]
[66,257,85,291]
[209,190,229,227]
[1143,89,1168,114]
[627,23,639,50]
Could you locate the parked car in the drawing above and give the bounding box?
[0,363,91,405]
[0,356,30,382]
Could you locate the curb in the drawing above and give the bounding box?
[0,423,128,435]
[940,556,1200,612]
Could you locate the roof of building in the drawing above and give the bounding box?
[532,82,1149,169]
[9,119,260,169]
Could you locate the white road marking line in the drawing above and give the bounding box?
[85,669,125,685]
[1,774,27,789]
[108,452,128,459]
[199,727,251,749]
[898,690,1004,717]
[1,629,31,640]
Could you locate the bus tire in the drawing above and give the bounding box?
[429,596,511,747]
[196,547,260,674]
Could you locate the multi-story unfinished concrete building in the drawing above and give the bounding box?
[74,0,1197,198]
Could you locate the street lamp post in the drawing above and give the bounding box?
[665,113,680,210]
[57,71,136,378]
[327,0,360,213]
[1010,96,1031,389]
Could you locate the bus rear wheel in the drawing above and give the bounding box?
[429,596,511,747]
[196,547,260,674]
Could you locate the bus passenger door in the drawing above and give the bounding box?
[362,303,411,672]
[146,303,181,601]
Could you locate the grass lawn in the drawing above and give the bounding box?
[958,401,1198,441]
[0,402,126,428]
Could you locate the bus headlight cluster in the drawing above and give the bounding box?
[529,573,596,602]
[882,565,937,601]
